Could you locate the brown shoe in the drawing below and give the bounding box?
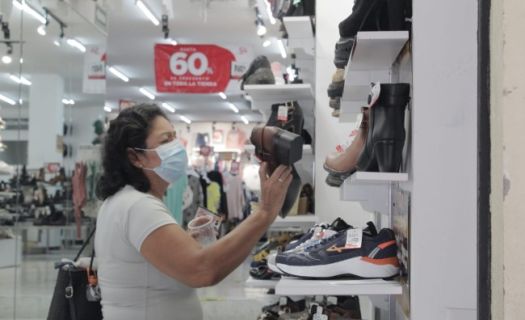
[323,107,369,178]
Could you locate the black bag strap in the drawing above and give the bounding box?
[73,226,96,262]
[65,268,77,320]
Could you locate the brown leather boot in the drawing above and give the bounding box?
[323,107,369,179]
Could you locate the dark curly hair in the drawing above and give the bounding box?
[96,104,168,200]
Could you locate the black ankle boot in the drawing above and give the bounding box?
[356,83,410,173]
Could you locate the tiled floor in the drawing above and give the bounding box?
[0,249,274,320]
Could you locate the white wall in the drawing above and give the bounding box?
[314,1,374,227]
[491,0,525,318]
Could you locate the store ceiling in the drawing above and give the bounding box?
[0,0,285,123]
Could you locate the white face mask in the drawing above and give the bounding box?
[135,139,188,184]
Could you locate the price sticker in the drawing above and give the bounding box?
[368,82,381,107]
[278,105,289,122]
[345,228,363,249]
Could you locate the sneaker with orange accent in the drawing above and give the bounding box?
[275,223,399,279]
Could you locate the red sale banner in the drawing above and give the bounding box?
[155,44,236,93]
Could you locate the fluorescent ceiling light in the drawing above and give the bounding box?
[9,74,32,86]
[139,87,155,100]
[241,116,249,125]
[180,115,191,124]
[264,0,277,24]
[136,0,159,26]
[37,24,46,36]
[67,38,86,53]
[12,0,47,24]
[161,102,175,113]
[278,39,287,59]
[2,55,12,64]
[62,99,75,105]
[0,94,16,105]
[54,39,61,47]
[228,103,239,113]
[218,92,227,100]
[19,58,23,64]
[104,105,112,112]
[108,66,130,82]
[256,24,267,36]
[262,39,271,47]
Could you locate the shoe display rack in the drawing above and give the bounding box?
[269,215,318,232]
[245,276,280,289]
[339,31,409,122]
[243,83,315,135]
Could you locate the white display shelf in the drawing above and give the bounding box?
[348,31,409,71]
[244,84,314,102]
[275,277,402,296]
[340,172,408,215]
[245,277,279,289]
[0,236,22,268]
[283,17,315,56]
[338,101,363,123]
[270,215,318,231]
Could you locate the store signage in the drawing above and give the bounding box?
[154,44,236,93]
[83,45,106,94]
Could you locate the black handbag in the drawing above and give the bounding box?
[47,227,103,320]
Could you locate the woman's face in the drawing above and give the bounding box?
[137,115,176,169]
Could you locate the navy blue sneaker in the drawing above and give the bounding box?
[276,224,398,279]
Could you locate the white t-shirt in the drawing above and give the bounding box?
[95,185,203,320]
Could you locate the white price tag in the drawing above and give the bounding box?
[354,111,364,131]
[277,105,289,122]
[345,228,362,249]
[368,82,381,107]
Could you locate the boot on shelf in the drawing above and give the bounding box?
[356,83,410,173]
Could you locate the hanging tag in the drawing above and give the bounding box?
[368,82,381,107]
[86,284,101,302]
[345,228,363,249]
[277,105,289,122]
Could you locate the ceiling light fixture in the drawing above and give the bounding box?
[139,87,155,100]
[19,58,23,64]
[218,92,227,100]
[9,74,31,86]
[0,93,16,106]
[37,24,46,36]
[67,38,86,53]
[278,39,287,59]
[228,103,239,114]
[2,44,13,64]
[62,98,75,105]
[264,0,277,25]
[262,39,271,47]
[180,115,191,124]
[169,38,178,46]
[104,105,112,112]
[53,39,61,47]
[161,102,175,113]
[108,66,130,82]
[12,0,47,24]
[241,116,249,125]
[136,0,159,26]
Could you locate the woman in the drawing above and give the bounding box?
[94,104,292,320]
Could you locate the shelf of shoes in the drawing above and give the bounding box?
[246,276,279,289]
[283,17,315,57]
[340,172,408,214]
[339,31,409,122]
[275,277,402,296]
[243,84,315,131]
[269,214,318,232]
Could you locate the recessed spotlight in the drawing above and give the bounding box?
[54,39,61,47]
[262,40,271,47]
[1,55,12,64]
[37,24,46,36]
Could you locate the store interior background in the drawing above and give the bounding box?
[3,0,515,318]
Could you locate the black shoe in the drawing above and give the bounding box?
[240,56,275,90]
[267,101,304,135]
[329,97,341,110]
[356,83,410,173]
